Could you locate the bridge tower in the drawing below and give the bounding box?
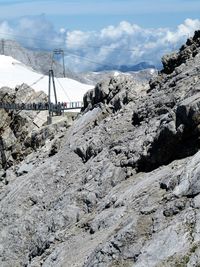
[52,49,66,77]
[1,39,5,55]
[47,69,58,125]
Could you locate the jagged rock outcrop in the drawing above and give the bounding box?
[161,30,200,75]
[0,85,70,183]
[82,76,148,113]
[80,69,158,85]
[1,31,200,267]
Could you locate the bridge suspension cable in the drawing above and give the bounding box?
[55,77,71,102]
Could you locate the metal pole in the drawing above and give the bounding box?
[62,50,66,77]
[0,136,6,169]
[47,70,52,124]
[48,70,51,116]
[51,69,58,106]
[53,49,66,78]
[1,39,4,55]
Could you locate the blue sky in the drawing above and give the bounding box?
[0,0,200,30]
[0,0,199,71]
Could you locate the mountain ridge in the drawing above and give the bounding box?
[95,61,156,72]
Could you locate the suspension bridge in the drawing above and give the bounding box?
[0,51,87,124]
[0,101,84,111]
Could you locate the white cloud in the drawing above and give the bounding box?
[163,18,200,44]
[100,21,140,39]
[64,18,200,71]
[0,15,65,49]
[66,30,91,49]
[0,21,14,38]
[0,16,199,72]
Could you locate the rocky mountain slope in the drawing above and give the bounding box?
[0,85,71,184]
[1,31,200,267]
[0,39,64,77]
[79,68,158,86]
[0,39,84,82]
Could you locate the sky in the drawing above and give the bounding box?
[0,0,200,72]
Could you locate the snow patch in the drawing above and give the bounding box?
[0,55,93,103]
[113,71,120,77]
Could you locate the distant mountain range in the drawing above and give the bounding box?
[79,68,158,85]
[95,62,156,72]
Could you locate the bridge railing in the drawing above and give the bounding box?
[0,101,84,111]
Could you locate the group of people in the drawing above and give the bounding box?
[0,101,84,111]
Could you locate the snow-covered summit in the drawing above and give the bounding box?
[0,55,93,102]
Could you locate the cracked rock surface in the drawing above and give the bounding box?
[1,31,200,266]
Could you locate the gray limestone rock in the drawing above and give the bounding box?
[1,30,200,267]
